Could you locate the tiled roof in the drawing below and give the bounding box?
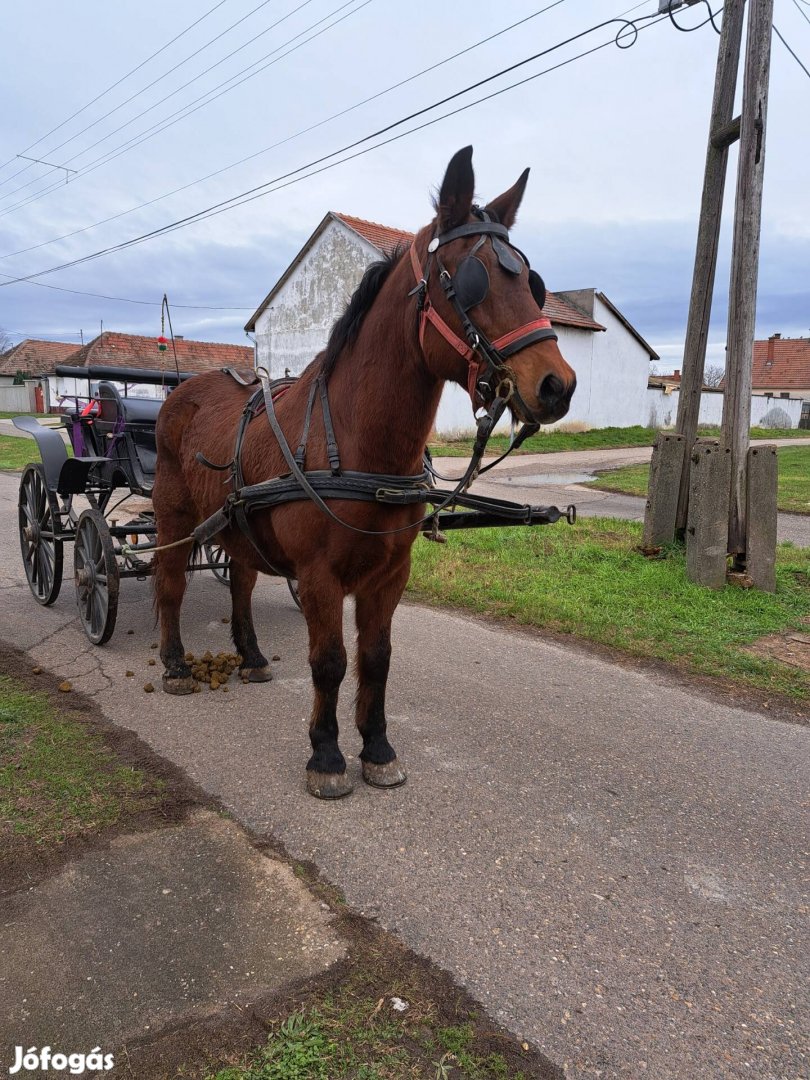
[334,213,415,256]
[751,336,810,391]
[542,293,604,332]
[65,332,253,374]
[0,338,79,375]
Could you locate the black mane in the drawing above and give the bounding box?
[320,247,403,378]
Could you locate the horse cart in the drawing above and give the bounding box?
[14,363,242,645]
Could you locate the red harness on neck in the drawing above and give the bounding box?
[409,243,554,404]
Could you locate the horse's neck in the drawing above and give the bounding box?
[328,292,444,475]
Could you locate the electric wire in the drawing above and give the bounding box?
[0,0,231,177]
[791,0,810,26]
[2,1,703,289]
[0,0,373,218]
[0,0,575,254]
[773,23,810,77]
[0,0,312,203]
[0,271,250,309]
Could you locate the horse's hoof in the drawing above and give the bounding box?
[306,770,354,799]
[162,674,196,696]
[362,759,407,788]
[240,666,272,683]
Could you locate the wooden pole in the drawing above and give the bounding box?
[721,0,773,556]
[672,0,746,533]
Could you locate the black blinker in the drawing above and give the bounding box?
[492,235,523,275]
[453,255,490,311]
[529,269,546,311]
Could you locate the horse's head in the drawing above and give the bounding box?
[411,146,576,425]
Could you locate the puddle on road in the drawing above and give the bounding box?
[502,472,596,486]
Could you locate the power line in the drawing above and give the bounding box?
[0,270,251,309]
[0,0,281,194]
[0,0,575,258]
[0,0,232,181]
[774,24,810,78]
[0,0,371,218]
[791,0,810,23]
[1,1,712,290]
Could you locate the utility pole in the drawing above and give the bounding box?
[673,0,747,534]
[722,0,774,559]
[643,0,776,590]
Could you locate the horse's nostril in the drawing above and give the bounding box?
[539,373,565,404]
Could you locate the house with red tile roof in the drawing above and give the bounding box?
[751,334,810,399]
[0,338,78,377]
[64,331,253,375]
[245,212,659,432]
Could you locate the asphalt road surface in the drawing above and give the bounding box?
[0,469,807,1079]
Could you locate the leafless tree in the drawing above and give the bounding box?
[0,327,12,355]
[703,363,725,388]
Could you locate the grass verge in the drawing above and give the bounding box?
[589,446,810,515]
[428,425,810,458]
[205,965,535,1080]
[0,673,164,857]
[407,517,810,706]
[0,431,72,471]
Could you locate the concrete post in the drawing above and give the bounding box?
[642,433,686,549]
[745,444,777,593]
[686,442,732,588]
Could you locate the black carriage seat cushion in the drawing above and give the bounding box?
[96,381,160,484]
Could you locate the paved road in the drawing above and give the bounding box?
[431,444,810,548]
[0,470,807,1079]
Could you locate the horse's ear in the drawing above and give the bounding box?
[436,146,475,231]
[484,167,530,230]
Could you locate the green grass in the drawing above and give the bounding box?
[407,518,810,704]
[0,432,71,471]
[0,675,163,848]
[207,1004,525,1080]
[428,425,810,458]
[589,446,810,515]
[0,411,51,419]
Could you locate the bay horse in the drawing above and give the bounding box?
[152,146,576,798]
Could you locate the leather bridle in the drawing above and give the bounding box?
[409,207,557,418]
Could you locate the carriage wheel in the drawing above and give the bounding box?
[74,508,120,645]
[204,542,231,585]
[18,463,64,606]
[287,578,302,611]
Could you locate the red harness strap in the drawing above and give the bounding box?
[409,243,553,403]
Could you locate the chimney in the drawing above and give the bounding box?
[174,335,184,341]
[766,334,778,364]
[674,369,680,378]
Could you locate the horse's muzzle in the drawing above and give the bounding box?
[537,373,576,422]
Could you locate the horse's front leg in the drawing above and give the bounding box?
[354,560,409,788]
[298,575,352,799]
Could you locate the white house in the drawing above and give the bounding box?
[245,213,659,434]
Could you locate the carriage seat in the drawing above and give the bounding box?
[95,381,160,492]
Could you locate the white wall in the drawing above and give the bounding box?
[255,222,379,378]
[0,384,31,411]
[646,387,805,429]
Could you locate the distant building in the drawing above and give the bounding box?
[246,212,658,434]
[0,338,78,377]
[751,334,810,401]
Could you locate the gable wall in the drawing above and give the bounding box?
[253,222,379,377]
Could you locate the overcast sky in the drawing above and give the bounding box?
[1,0,808,370]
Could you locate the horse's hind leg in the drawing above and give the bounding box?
[298,574,352,799]
[153,514,196,695]
[229,559,271,682]
[354,561,408,788]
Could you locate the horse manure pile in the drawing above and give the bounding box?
[184,650,242,691]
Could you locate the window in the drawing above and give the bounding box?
[780,392,790,399]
